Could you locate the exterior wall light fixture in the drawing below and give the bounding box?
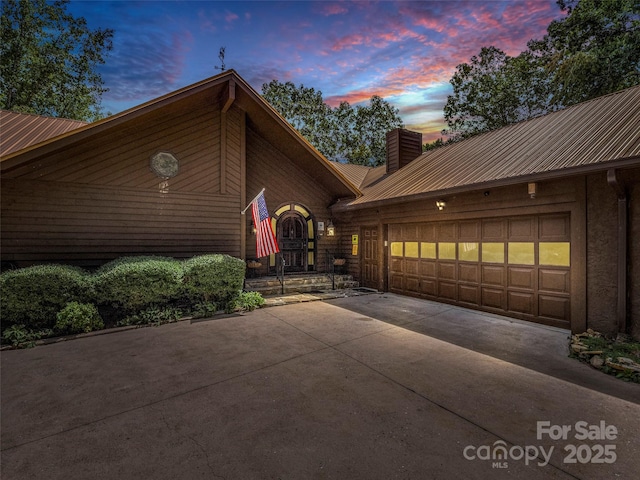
[436,200,446,210]
[528,182,537,199]
[326,220,336,237]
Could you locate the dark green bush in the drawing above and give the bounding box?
[190,301,218,319]
[55,302,104,334]
[0,265,91,329]
[182,254,245,308]
[117,304,183,327]
[94,257,183,313]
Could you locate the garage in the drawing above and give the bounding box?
[388,214,571,328]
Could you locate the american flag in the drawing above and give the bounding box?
[251,191,280,258]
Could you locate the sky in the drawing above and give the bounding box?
[67,0,567,142]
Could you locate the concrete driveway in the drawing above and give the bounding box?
[1,293,638,479]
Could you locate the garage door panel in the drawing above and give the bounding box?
[539,215,570,240]
[539,294,570,320]
[539,269,570,293]
[439,262,456,280]
[439,281,457,300]
[482,219,506,240]
[420,279,437,296]
[420,260,436,277]
[482,265,505,286]
[482,287,505,309]
[439,222,457,240]
[508,291,535,315]
[402,224,419,241]
[419,224,436,241]
[390,273,404,291]
[509,217,534,240]
[405,258,419,275]
[459,284,479,305]
[459,220,480,240]
[508,267,535,290]
[390,258,403,273]
[406,276,420,293]
[459,263,479,283]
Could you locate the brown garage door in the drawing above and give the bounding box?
[389,214,571,328]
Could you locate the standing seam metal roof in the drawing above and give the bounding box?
[347,85,640,207]
[0,110,87,157]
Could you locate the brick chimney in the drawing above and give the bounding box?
[386,128,423,174]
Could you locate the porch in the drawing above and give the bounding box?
[244,272,359,296]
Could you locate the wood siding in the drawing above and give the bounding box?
[1,179,240,265]
[385,129,422,174]
[244,127,339,269]
[1,99,246,267]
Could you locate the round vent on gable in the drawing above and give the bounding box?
[150,152,179,178]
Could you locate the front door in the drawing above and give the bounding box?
[278,213,307,272]
[362,226,379,289]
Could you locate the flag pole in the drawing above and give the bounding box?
[241,187,266,214]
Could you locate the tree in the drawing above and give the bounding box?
[443,46,553,140]
[442,0,639,140]
[261,80,337,158]
[1,0,113,121]
[529,0,640,106]
[262,80,403,166]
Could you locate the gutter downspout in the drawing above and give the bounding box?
[606,169,628,334]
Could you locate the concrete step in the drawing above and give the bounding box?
[245,274,358,295]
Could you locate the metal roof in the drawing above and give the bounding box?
[0,110,87,157]
[345,85,640,208]
[330,162,387,189]
[330,162,371,188]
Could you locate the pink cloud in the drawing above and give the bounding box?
[320,3,348,16]
[225,11,239,23]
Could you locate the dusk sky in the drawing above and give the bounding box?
[67,1,567,142]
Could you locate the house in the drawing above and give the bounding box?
[331,87,640,337]
[2,70,639,339]
[1,70,358,274]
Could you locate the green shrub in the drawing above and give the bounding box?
[96,256,176,275]
[55,302,104,334]
[94,257,183,313]
[181,254,245,308]
[190,301,218,319]
[117,304,183,327]
[232,291,265,312]
[1,324,54,348]
[0,265,91,329]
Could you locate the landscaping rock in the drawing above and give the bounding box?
[590,355,604,368]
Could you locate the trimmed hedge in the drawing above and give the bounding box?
[1,254,251,336]
[182,254,246,308]
[0,265,92,329]
[94,257,183,313]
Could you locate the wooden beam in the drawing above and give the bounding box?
[240,111,247,259]
[220,111,227,194]
[222,79,236,113]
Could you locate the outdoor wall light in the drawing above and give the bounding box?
[436,200,446,210]
[249,219,257,235]
[326,220,336,237]
[528,182,537,199]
